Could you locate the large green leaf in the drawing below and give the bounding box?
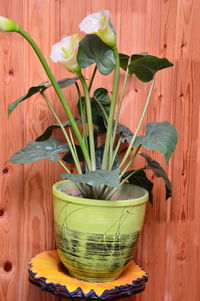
[35,118,81,141]
[8,77,78,116]
[61,169,120,187]
[119,52,148,75]
[77,34,116,75]
[125,121,178,162]
[9,139,68,164]
[140,153,172,199]
[129,55,173,82]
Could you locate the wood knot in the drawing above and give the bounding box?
[4,261,12,272]
[163,44,167,48]
[0,209,4,216]
[8,69,14,76]
[2,167,9,174]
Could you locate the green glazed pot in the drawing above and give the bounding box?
[52,180,148,282]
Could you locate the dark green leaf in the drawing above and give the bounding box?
[9,139,68,164]
[61,169,120,187]
[93,88,111,105]
[8,77,79,117]
[77,34,116,75]
[35,118,81,141]
[116,123,133,137]
[62,145,84,164]
[133,121,178,162]
[129,55,174,82]
[8,84,48,116]
[140,152,172,199]
[123,169,153,204]
[119,52,148,75]
[124,121,178,162]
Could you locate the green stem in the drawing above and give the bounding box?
[18,27,91,169]
[119,79,155,169]
[102,49,120,169]
[58,160,71,173]
[95,99,109,122]
[112,57,131,149]
[41,92,82,174]
[120,145,141,178]
[88,65,97,92]
[79,75,96,170]
[108,137,122,170]
[75,82,88,151]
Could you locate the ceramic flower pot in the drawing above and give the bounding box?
[52,180,148,282]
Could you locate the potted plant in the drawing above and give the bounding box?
[0,10,177,283]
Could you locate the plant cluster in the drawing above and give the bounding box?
[0,10,178,201]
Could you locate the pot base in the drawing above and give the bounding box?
[29,250,148,300]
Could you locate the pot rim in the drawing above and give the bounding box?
[52,180,149,207]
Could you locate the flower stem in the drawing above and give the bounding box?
[18,27,91,170]
[120,145,141,178]
[75,82,88,151]
[102,48,120,169]
[119,79,155,169]
[112,57,131,150]
[41,92,82,174]
[89,65,97,92]
[79,75,96,170]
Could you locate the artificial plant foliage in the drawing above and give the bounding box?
[119,52,148,75]
[35,118,82,142]
[2,10,177,201]
[77,34,116,75]
[128,55,174,82]
[140,152,172,199]
[8,77,79,116]
[9,139,68,164]
[124,121,178,162]
[61,169,120,188]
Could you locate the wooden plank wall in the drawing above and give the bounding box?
[0,0,199,300]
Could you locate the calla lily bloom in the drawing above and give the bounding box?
[50,34,81,75]
[0,16,19,32]
[79,10,116,48]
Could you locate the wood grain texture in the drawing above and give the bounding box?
[0,0,199,300]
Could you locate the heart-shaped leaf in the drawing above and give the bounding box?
[140,152,172,199]
[123,169,153,204]
[35,118,81,142]
[77,34,116,75]
[93,88,111,106]
[61,169,120,187]
[119,52,148,75]
[125,121,178,162]
[8,77,79,116]
[9,139,68,164]
[129,55,173,82]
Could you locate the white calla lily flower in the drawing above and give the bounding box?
[79,10,116,48]
[0,16,19,32]
[50,34,81,75]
